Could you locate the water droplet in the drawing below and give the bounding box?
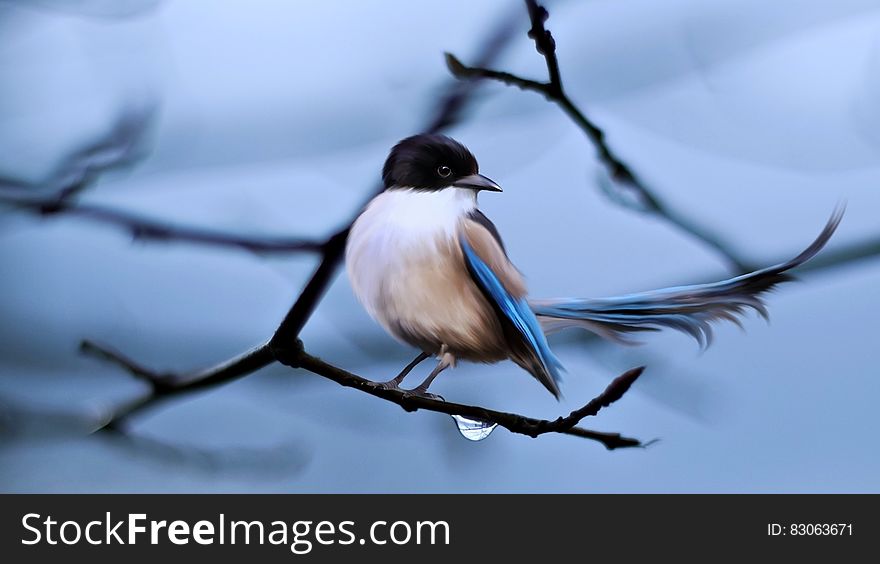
[451,415,498,441]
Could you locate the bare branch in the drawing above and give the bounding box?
[294,349,646,448]
[422,6,522,133]
[447,0,754,274]
[525,0,562,92]
[794,235,880,273]
[0,105,153,195]
[444,53,547,93]
[6,198,327,254]
[80,340,274,427]
[0,106,327,255]
[81,339,646,449]
[80,340,169,387]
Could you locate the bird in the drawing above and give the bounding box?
[345,133,843,399]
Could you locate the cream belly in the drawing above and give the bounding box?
[345,189,506,361]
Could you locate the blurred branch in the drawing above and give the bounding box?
[0,392,309,477]
[0,105,151,199]
[5,198,328,254]
[446,0,753,274]
[0,108,326,254]
[81,339,646,449]
[79,340,275,427]
[795,235,880,273]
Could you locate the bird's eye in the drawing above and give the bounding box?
[437,165,452,178]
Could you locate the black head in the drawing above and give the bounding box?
[382,134,501,192]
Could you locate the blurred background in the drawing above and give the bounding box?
[1,0,879,492]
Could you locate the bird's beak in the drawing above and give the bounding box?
[453,173,502,192]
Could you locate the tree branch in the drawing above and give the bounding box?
[80,340,274,428]
[0,103,153,197]
[0,107,327,255]
[81,339,647,449]
[294,348,646,448]
[446,0,754,274]
[795,235,880,273]
[14,198,327,254]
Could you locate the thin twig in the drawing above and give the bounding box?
[446,0,754,274]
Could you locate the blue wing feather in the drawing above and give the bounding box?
[460,237,564,390]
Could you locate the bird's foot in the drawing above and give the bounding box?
[375,379,405,392]
[400,387,444,402]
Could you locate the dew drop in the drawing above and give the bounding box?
[451,415,498,441]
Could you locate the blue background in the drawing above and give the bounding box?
[1,0,878,492]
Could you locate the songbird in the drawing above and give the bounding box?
[345,134,843,399]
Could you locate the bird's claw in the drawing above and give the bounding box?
[375,379,405,392]
[400,389,444,402]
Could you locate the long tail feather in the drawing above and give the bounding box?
[530,207,844,348]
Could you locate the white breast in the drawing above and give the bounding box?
[345,187,477,335]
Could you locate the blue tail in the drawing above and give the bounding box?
[531,208,843,348]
